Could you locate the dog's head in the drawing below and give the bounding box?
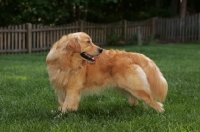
[66,32,103,63]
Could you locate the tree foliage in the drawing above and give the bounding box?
[0,0,199,26]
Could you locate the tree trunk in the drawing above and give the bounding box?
[180,0,187,19]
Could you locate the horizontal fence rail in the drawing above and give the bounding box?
[0,13,200,54]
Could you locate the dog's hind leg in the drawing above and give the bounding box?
[116,88,138,106]
[128,96,138,106]
[131,89,164,112]
[116,64,164,112]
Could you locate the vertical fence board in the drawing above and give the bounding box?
[0,27,3,51]
[39,25,42,49]
[18,25,21,50]
[161,19,164,40]
[14,25,18,50]
[199,13,200,41]
[152,17,157,36]
[180,19,182,42]
[187,16,190,41]
[10,26,13,50]
[32,24,36,49]
[26,23,32,53]
[171,19,173,40]
[195,14,198,41]
[3,27,7,50]
[191,15,194,41]
[7,26,11,51]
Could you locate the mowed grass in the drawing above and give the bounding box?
[0,44,200,132]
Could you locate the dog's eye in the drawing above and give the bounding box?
[87,41,90,44]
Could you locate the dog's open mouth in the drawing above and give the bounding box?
[80,52,95,63]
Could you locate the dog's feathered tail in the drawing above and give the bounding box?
[130,53,168,102]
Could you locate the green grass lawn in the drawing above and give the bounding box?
[0,44,200,132]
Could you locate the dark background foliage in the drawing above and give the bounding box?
[0,0,199,26]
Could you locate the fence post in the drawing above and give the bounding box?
[26,23,32,53]
[180,18,185,43]
[79,20,83,32]
[199,13,200,41]
[123,20,127,42]
[152,17,157,37]
[137,26,142,45]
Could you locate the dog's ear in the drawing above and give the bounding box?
[67,34,81,53]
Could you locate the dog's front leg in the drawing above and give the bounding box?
[56,90,66,111]
[61,89,81,113]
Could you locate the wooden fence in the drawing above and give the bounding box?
[156,13,200,42]
[0,19,153,54]
[0,13,200,54]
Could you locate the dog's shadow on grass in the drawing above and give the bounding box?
[50,99,155,122]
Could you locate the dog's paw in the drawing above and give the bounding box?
[156,102,165,113]
[58,106,62,111]
[128,97,138,106]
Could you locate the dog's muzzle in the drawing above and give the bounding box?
[80,48,103,63]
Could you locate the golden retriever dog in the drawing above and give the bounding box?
[46,32,168,114]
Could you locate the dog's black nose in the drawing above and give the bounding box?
[99,48,103,53]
